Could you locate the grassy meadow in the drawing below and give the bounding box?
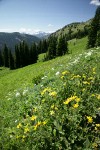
[0,37,100,149]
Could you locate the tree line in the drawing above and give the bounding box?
[0,41,38,69]
[0,36,69,69]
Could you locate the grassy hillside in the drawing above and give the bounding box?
[0,37,100,149]
[0,37,87,100]
[50,19,91,38]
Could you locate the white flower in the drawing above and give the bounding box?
[85,51,92,58]
[23,89,28,95]
[41,76,47,80]
[15,120,18,123]
[16,92,20,97]
[55,71,60,75]
[52,68,54,70]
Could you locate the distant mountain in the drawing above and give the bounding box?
[0,32,40,52]
[33,31,50,39]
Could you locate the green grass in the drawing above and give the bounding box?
[0,37,87,100]
[0,36,100,149]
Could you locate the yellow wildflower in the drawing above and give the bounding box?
[96,124,100,127]
[82,74,86,79]
[41,87,51,95]
[75,97,80,102]
[51,104,58,110]
[51,104,55,108]
[33,121,42,130]
[83,81,90,85]
[64,96,80,105]
[37,121,42,126]
[62,70,69,75]
[91,94,95,97]
[73,103,79,108]
[82,88,85,92]
[73,75,81,78]
[24,127,29,133]
[63,99,71,105]
[22,135,26,139]
[42,121,47,125]
[31,115,37,121]
[50,110,55,115]
[86,116,93,123]
[16,135,20,139]
[49,91,57,97]
[97,94,100,100]
[61,76,64,79]
[92,143,98,148]
[17,123,22,129]
[88,77,94,80]
[95,127,98,130]
[93,67,96,72]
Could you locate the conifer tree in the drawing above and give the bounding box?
[9,50,14,70]
[3,44,9,67]
[96,30,100,46]
[0,50,3,67]
[47,36,57,59]
[15,45,20,68]
[57,36,68,56]
[30,43,38,64]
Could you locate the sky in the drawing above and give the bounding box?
[0,0,100,34]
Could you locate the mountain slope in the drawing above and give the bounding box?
[0,32,40,51]
[50,19,92,39]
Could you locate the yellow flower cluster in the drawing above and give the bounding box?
[62,70,69,76]
[51,104,58,110]
[31,115,37,121]
[33,120,47,130]
[49,91,57,97]
[24,127,29,134]
[17,123,22,129]
[86,116,93,123]
[64,95,80,105]
[63,95,80,108]
[72,75,81,79]
[95,124,100,130]
[41,87,57,98]
[73,103,79,108]
[97,94,100,100]
[83,81,90,85]
[41,87,51,95]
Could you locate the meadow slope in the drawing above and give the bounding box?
[0,37,100,149]
[0,37,87,100]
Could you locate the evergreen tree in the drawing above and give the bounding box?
[87,6,100,48]
[23,41,30,66]
[96,30,100,46]
[0,50,3,67]
[42,40,48,53]
[37,41,42,54]
[30,43,38,64]
[47,36,57,59]
[19,42,24,67]
[15,45,20,68]
[9,50,14,70]
[3,44,9,67]
[57,36,68,56]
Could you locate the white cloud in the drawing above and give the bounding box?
[90,0,100,6]
[48,24,54,27]
[19,28,41,34]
